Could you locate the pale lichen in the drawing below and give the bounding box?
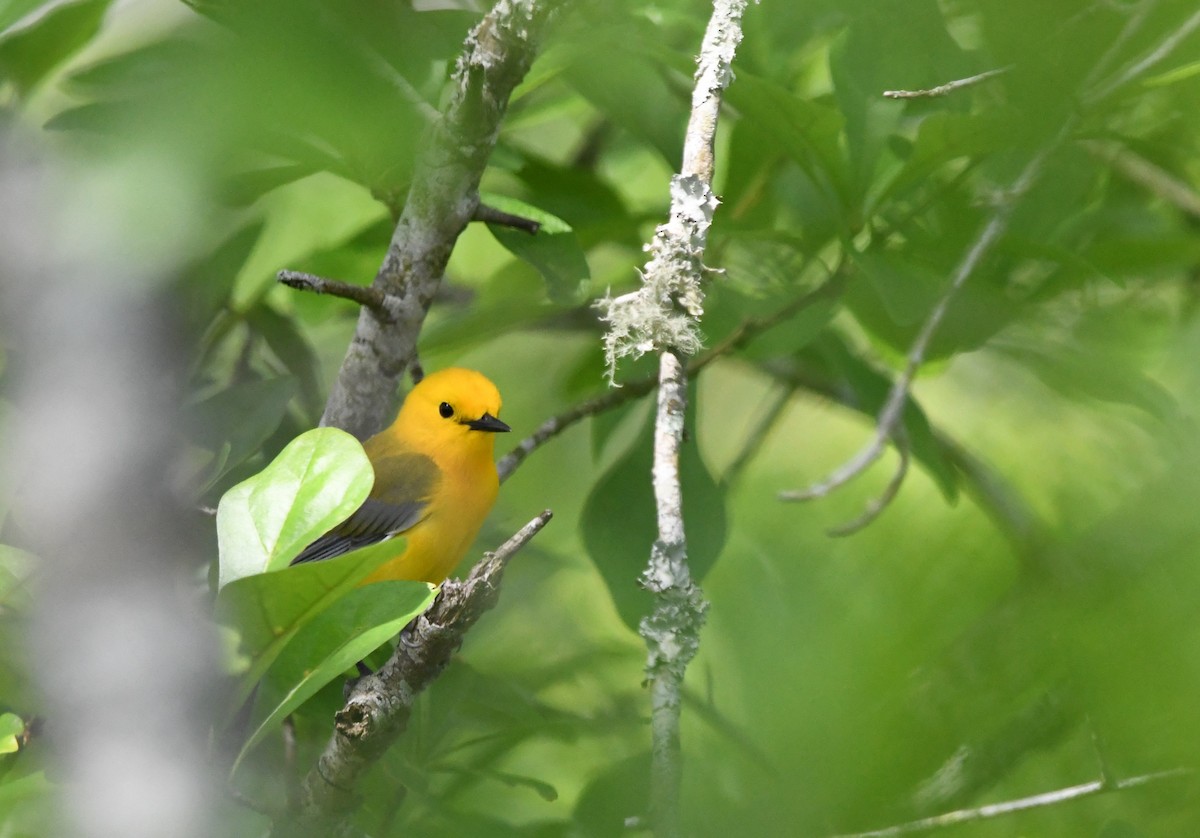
[596,174,719,383]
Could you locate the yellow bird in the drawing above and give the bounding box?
[291,367,509,584]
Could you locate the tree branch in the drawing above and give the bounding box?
[831,768,1192,838]
[778,139,1060,504]
[883,66,1011,99]
[824,432,910,536]
[320,0,561,440]
[497,272,847,483]
[1085,8,1200,104]
[277,270,392,319]
[273,510,553,837]
[641,352,705,838]
[603,3,754,836]
[474,202,542,234]
[1082,138,1200,219]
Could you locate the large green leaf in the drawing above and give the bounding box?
[216,427,372,589]
[233,578,435,775]
[0,0,112,96]
[581,382,727,631]
[213,538,406,717]
[481,192,590,304]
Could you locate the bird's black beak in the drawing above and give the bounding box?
[466,412,511,433]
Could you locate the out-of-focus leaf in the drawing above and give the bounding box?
[246,305,324,422]
[0,0,112,96]
[481,192,590,303]
[177,221,265,337]
[213,539,402,717]
[879,109,1021,206]
[511,155,640,250]
[582,382,727,630]
[218,162,319,207]
[829,1,968,208]
[845,241,1020,361]
[0,544,36,613]
[723,72,846,202]
[61,36,204,98]
[234,578,435,774]
[562,44,685,165]
[188,375,298,493]
[215,426,372,589]
[0,1,45,35]
[0,713,22,755]
[573,751,650,838]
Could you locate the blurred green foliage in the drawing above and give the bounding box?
[3,0,1200,835]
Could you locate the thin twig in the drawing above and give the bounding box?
[474,203,542,234]
[277,270,391,319]
[778,139,1060,504]
[1086,8,1200,103]
[883,66,1011,99]
[273,510,553,837]
[720,384,797,486]
[825,433,910,536]
[497,273,848,483]
[1082,138,1200,218]
[830,768,1193,838]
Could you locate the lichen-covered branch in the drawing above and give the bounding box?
[498,270,848,482]
[599,3,755,837]
[594,0,752,382]
[641,351,707,838]
[272,511,553,838]
[319,0,560,440]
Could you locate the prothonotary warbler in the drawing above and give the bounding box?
[291,367,509,584]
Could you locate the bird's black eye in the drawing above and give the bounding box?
[439,402,454,419]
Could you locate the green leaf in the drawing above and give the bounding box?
[0,0,113,96]
[233,578,435,775]
[581,382,727,631]
[189,375,299,496]
[0,1,46,35]
[177,221,265,337]
[215,427,372,589]
[879,110,1020,206]
[0,712,22,754]
[480,192,590,304]
[723,72,846,199]
[213,539,405,717]
[0,544,36,613]
[246,305,325,423]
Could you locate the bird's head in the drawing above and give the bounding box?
[393,367,509,457]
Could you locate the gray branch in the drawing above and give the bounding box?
[620,2,755,836]
[883,66,1011,99]
[778,138,1059,504]
[277,270,392,319]
[320,0,560,440]
[272,510,553,837]
[831,768,1192,838]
